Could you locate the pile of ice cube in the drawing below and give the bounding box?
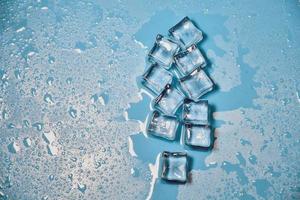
[141,17,215,183]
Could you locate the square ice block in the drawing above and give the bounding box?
[154,84,185,116]
[148,34,179,68]
[183,124,212,148]
[142,63,173,94]
[146,110,179,140]
[169,17,203,47]
[160,151,188,182]
[180,69,213,101]
[182,99,209,125]
[174,45,206,77]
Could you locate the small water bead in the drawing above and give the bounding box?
[48,174,55,181]
[32,122,44,131]
[8,141,21,153]
[44,93,54,104]
[46,77,54,86]
[23,137,32,147]
[77,183,87,193]
[68,107,77,118]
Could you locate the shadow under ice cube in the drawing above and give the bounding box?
[146,111,178,140]
[160,151,188,182]
[174,45,206,77]
[169,16,203,48]
[142,63,173,94]
[182,99,209,125]
[180,69,213,101]
[183,124,212,148]
[148,34,179,68]
[154,84,185,116]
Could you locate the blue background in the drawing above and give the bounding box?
[0,0,299,199]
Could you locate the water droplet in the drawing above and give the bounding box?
[248,154,257,165]
[44,93,54,104]
[31,88,37,96]
[42,131,56,144]
[2,110,9,120]
[46,77,54,86]
[130,167,140,177]
[7,123,15,129]
[23,137,32,147]
[68,107,77,118]
[32,122,44,131]
[48,56,55,64]
[8,141,21,153]
[77,183,87,193]
[66,77,72,84]
[14,69,21,79]
[47,144,59,156]
[23,120,30,127]
[48,174,54,181]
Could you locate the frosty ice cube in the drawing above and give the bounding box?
[180,69,213,101]
[169,16,203,47]
[160,151,188,182]
[148,34,179,68]
[146,111,178,140]
[182,99,209,125]
[183,124,212,148]
[174,45,206,77]
[154,84,185,116]
[141,63,173,94]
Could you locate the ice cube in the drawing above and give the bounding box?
[142,63,173,94]
[174,45,206,77]
[180,69,213,101]
[154,84,185,116]
[146,110,178,140]
[182,99,209,125]
[183,124,212,148]
[148,34,179,68]
[160,151,188,182]
[169,16,203,47]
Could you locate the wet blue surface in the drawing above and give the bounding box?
[0,1,300,200]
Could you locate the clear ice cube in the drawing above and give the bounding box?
[174,45,206,77]
[154,84,185,116]
[182,99,209,125]
[169,17,203,47]
[142,63,173,94]
[183,124,212,148]
[146,111,178,140]
[180,69,213,101]
[148,34,179,68]
[160,151,188,182]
